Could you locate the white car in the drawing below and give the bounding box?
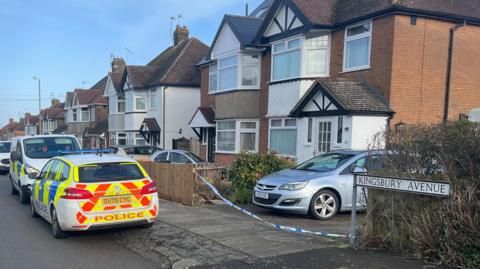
[30,153,159,238]
[150,150,204,164]
[9,135,80,204]
[0,141,11,174]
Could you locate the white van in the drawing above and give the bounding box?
[9,135,80,203]
[0,141,11,174]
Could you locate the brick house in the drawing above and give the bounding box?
[24,113,39,136]
[192,0,480,164]
[64,78,109,148]
[39,99,65,135]
[105,25,209,149]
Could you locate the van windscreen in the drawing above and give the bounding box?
[24,137,79,159]
[78,163,145,183]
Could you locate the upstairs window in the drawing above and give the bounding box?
[272,37,301,81]
[209,64,218,93]
[305,35,329,75]
[344,21,372,71]
[135,95,146,111]
[90,107,95,122]
[81,108,89,122]
[150,90,156,109]
[219,56,237,91]
[209,53,260,93]
[117,95,125,113]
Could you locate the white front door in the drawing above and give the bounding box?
[316,120,333,154]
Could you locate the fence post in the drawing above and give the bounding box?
[350,173,358,247]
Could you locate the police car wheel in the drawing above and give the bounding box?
[10,179,18,195]
[30,198,39,218]
[19,184,29,204]
[51,208,67,239]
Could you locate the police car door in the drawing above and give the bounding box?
[33,160,55,217]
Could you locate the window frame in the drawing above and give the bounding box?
[80,107,90,122]
[304,35,330,76]
[134,95,146,112]
[268,118,298,157]
[149,89,157,110]
[90,106,95,122]
[208,52,261,94]
[343,20,373,72]
[271,37,302,82]
[117,95,125,113]
[215,120,259,154]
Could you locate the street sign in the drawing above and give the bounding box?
[356,175,451,197]
[350,173,451,247]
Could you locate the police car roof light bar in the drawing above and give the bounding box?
[58,149,114,155]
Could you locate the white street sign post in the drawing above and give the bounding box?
[350,174,451,246]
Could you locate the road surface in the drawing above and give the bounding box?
[0,174,159,269]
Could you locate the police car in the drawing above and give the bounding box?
[0,141,11,174]
[29,152,159,238]
[10,135,80,203]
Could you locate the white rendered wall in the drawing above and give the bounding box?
[350,116,388,150]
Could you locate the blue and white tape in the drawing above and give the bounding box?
[194,172,349,239]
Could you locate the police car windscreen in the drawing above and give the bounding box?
[24,137,79,158]
[0,142,11,153]
[78,163,144,183]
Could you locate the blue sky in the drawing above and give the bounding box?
[0,0,263,126]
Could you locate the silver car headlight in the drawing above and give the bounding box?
[278,181,309,191]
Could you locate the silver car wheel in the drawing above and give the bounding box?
[314,193,336,218]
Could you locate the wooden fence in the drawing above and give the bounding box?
[138,161,226,206]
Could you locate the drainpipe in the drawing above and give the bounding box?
[162,86,167,149]
[443,20,466,122]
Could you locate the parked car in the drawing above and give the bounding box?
[29,153,159,238]
[0,141,11,174]
[150,150,204,164]
[110,146,161,161]
[10,135,81,204]
[253,150,385,220]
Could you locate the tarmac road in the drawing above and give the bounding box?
[0,174,159,269]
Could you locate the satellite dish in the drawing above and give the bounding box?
[469,108,480,122]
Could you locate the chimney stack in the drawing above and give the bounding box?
[173,25,189,46]
[51,99,60,108]
[111,57,126,73]
[9,118,14,125]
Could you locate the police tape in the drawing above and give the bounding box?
[194,172,349,239]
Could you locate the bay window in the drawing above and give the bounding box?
[117,133,126,146]
[216,120,259,153]
[72,109,77,122]
[208,53,260,93]
[344,21,372,71]
[135,134,146,145]
[272,37,301,81]
[269,118,297,156]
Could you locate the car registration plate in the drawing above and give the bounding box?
[101,195,133,206]
[254,191,269,199]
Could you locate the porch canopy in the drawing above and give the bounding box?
[139,118,161,146]
[189,106,215,138]
[289,78,394,118]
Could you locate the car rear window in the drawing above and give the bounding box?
[77,162,145,183]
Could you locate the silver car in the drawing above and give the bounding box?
[253,150,383,220]
[150,149,204,164]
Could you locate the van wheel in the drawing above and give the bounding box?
[11,179,18,195]
[51,207,67,239]
[19,184,29,204]
[31,197,39,218]
[309,189,339,220]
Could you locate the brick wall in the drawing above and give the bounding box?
[390,15,480,124]
[214,153,236,165]
[259,50,271,153]
[330,16,395,102]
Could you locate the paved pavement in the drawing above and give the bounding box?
[0,174,159,269]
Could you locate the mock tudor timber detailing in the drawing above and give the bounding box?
[356,175,450,196]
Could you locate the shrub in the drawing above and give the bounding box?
[228,151,295,203]
[365,121,480,268]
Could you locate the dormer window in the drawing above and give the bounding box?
[343,21,372,72]
[209,53,261,93]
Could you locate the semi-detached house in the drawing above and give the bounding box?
[191,0,480,164]
[105,26,209,149]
